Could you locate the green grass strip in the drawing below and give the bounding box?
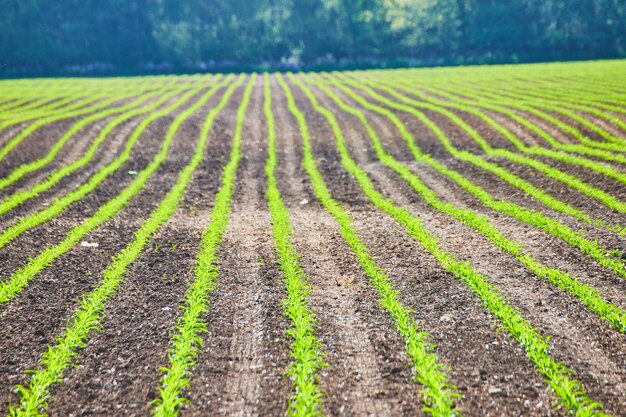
[307,75,626,334]
[317,75,626,287]
[0,82,200,215]
[263,73,325,416]
[337,74,626,220]
[151,74,254,416]
[0,79,222,250]
[6,75,245,417]
[291,74,608,417]
[0,77,231,305]
[0,81,194,191]
[278,73,462,417]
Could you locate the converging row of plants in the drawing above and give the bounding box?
[1,60,625,416]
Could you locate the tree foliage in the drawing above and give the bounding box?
[0,0,624,73]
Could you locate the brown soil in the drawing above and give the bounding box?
[274,85,424,416]
[180,78,291,416]
[1,74,625,416]
[0,87,216,407]
[0,124,28,149]
[297,83,560,416]
[0,118,82,172]
[361,88,626,250]
[0,92,190,232]
[46,87,243,416]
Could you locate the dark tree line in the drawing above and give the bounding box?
[1,0,625,75]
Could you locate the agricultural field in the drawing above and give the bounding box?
[1,60,626,417]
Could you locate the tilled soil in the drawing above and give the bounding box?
[183,79,291,416]
[0,87,219,408]
[274,88,423,416]
[1,73,626,417]
[46,88,242,417]
[296,84,559,416]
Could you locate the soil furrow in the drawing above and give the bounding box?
[45,90,240,416]
[373,104,623,236]
[0,116,140,231]
[274,82,422,416]
[303,84,561,416]
[491,157,626,230]
[2,66,626,417]
[0,89,211,278]
[571,110,626,138]
[544,109,626,145]
[0,91,190,230]
[0,118,81,172]
[359,164,626,414]
[184,80,291,416]
[409,103,626,231]
[0,92,170,198]
[0,87,217,412]
[315,88,626,415]
[322,85,626,295]
[0,124,28,149]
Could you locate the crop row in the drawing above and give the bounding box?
[0,78,219,253]
[336,74,626,232]
[262,73,326,416]
[0,63,625,416]
[7,76,249,416]
[4,75,242,416]
[0,79,206,214]
[288,75,608,415]
[0,76,227,304]
[152,74,251,416]
[320,74,626,283]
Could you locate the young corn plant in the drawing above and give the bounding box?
[263,73,326,416]
[151,74,254,416]
[0,77,232,305]
[278,73,462,417]
[292,74,608,417]
[6,75,246,417]
[307,75,626,333]
[320,75,626,281]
